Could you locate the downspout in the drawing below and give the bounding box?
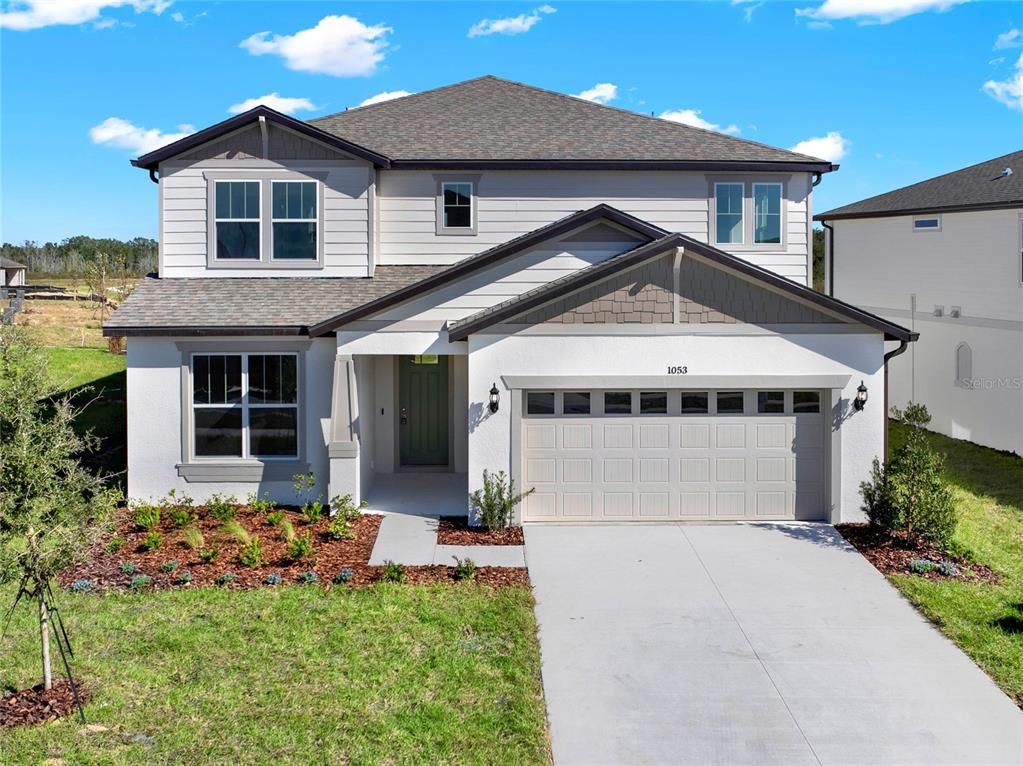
[820,219,835,296]
[882,339,910,458]
[148,168,159,185]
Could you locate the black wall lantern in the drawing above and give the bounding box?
[854,380,868,411]
[488,383,500,414]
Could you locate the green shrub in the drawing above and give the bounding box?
[266,509,285,526]
[221,519,251,546]
[286,531,315,562]
[167,506,196,529]
[469,470,535,531]
[119,561,137,575]
[129,574,151,589]
[380,560,405,583]
[141,531,162,551]
[301,500,325,525]
[176,570,193,585]
[206,493,237,522]
[161,488,193,508]
[105,535,124,554]
[181,526,204,551]
[908,558,938,574]
[246,490,276,514]
[216,572,236,586]
[860,403,957,548]
[160,560,179,573]
[452,556,477,581]
[198,547,220,564]
[293,472,324,524]
[327,516,355,541]
[133,502,161,532]
[279,518,296,543]
[238,536,263,568]
[330,493,367,522]
[300,570,318,584]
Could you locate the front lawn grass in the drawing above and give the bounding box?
[0,583,549,765]
[887,420,1023,706]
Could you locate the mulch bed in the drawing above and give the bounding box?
[437,516,524,546]
[837,524,999,584]
[1,679,89,729]
[60,503,528,591]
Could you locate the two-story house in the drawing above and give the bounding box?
[818,151,1022,455]
[105,76,914,523]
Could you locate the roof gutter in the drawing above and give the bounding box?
[147,168,159,185]
[389,159,837,173]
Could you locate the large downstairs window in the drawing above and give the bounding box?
[192,353,298,458]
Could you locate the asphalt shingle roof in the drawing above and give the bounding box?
[0,257,27,269]
[103,266,446,336]
[311,76,826,165]
[817,150,1023,220]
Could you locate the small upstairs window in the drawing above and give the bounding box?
[271,181,317,260]
[913,216,941,232]
[715,183,744,245]
[434,176,480,236]
[214,181,260,260]
[753,183,782,244]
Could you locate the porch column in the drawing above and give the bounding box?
[328,353,361,504]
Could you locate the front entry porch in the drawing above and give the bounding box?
[363,472,469,518]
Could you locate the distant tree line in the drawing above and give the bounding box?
[1,236,157,277]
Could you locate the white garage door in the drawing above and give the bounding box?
[520,389,826,522]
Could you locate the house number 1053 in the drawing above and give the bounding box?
[667,365,688,374]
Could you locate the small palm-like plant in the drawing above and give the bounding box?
[469,470,534,531]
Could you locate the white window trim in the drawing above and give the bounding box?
[269,180,320,263]
[912,215,942,232]
[189,351,300,462]
[714,182,746,246]
[213,180,262,262]
[442,181,474,229]
[708,176,791,251]
[433,173,481,236]
[752,182,784,245]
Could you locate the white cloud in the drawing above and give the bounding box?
[89,117,194,155]
[170,10,182,22]
[228,93,317,115]
[983,52,1023,112]
[240,14,393,77]
[575,83,617,104]
[0,0,170,30]
[796,0,968,25]
[468,5,555,37]
[995,28,1023,50]
[659,108,741,136]
[358,90,413,107]
[731,0,764,22]
[790,131,850,162]
[92,17,117,29]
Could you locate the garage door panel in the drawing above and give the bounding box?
[520,391,826,522]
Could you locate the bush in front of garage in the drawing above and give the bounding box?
[469,470,535,531]
[860,403,957,548]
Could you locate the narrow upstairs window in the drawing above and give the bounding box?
[753,183,782,244]
[442,182,473,229]
[715,183,744,245]
[214,181,260,260]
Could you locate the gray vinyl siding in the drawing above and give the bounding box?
[377,170,811,284]
[158,158,372,278]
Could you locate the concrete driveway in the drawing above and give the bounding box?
[526,523,1023,765]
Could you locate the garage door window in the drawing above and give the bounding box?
[640,391,667,414]
[758,391,785,414]
[717,391,745,414]
[793,391,821,413]
[681,392,709,414]
[527,392,555,415]
[604,392,632,414]
[563,392,590,415]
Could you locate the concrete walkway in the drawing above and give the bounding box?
[526,523,1023,766]
[364,473,525,567]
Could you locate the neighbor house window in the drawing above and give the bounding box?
[442,182,473,228]
[913,216,941,231]
[192,353,298,458]
[715,183,744,244]
[214,181,260,260]
[271,181,317,260]
[955,343,972,388]
[753,183,782,244]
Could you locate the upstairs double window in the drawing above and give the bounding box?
[211,178,320,266]
[713,181,784,247]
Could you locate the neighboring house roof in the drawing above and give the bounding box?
[102,267,445,337]
[0,257,27,270]
[447,229,917,343]
[307,204,667,336]
[132,76,836,174]
[816,149,1023,221]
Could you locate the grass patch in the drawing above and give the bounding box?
[887,420,1023,705]
[0,584,549,765]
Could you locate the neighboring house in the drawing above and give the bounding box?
[0,256,27,287]
[817,151,1022,455]
[104,76,914,523]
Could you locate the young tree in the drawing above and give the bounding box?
[0,325,117,688]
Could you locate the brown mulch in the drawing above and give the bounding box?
[437,516,524,546]
[61,503,528,590]
[837,524,999,584]
[1,679,89,729]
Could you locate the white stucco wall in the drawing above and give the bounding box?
[466,331,887,523]
[125,336,335,504]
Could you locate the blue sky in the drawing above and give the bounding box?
[1,0,1020,243]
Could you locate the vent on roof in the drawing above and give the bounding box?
[1001,167,1013,178]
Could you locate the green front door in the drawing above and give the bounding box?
[399,355,449,467]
